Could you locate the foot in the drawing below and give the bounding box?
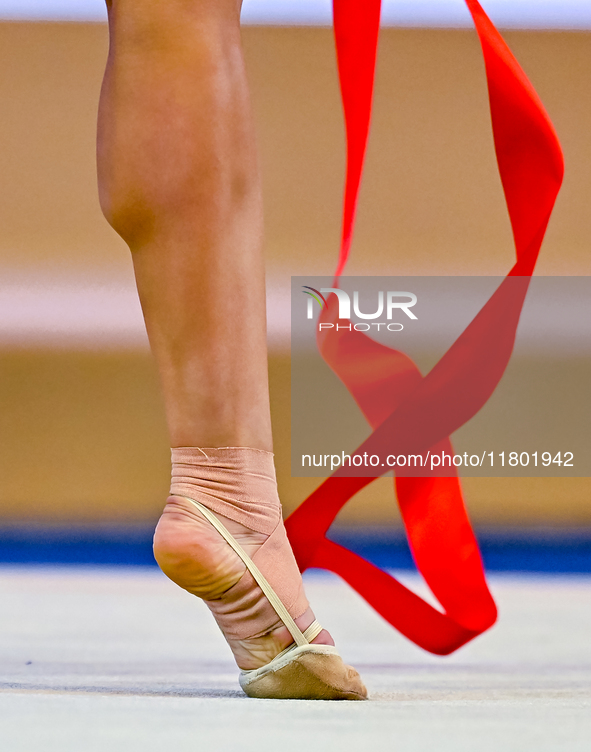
[153,495,334,670]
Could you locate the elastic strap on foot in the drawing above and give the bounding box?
[180,495,320,648]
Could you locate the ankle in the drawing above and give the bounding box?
[169,446,282,535]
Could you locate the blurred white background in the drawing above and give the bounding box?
[0,0,589,28]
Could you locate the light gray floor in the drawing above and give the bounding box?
[0,566,589,752]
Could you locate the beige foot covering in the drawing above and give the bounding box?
[183,495,367,701]
[167,447,310,643]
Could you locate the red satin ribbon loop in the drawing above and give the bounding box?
[286,0,563,654]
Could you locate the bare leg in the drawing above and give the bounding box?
[98,0,270,451]
[97,0,342,674]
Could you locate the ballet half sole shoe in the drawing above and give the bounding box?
[179,495,368,701]
[240,643,367,700]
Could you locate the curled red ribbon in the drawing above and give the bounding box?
[285,0,564,654]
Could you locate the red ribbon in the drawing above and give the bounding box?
[285,0,563,654]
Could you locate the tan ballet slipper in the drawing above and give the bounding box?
[239,644,368,701]
[153,447,368,700]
